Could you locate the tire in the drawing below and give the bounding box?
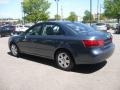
[10,43,19,57]
[0,34,3,38]
[55,50,75,71]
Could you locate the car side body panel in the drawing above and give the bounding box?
[8,21,115,65]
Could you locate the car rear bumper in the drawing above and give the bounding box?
[74,44,115,64]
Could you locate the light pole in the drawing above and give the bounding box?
[55,0,59,20]
[90,0,92,25]
[61,5,63,20]
[100,4,101,22]
[97,0,99,23]
[21,2,25,24]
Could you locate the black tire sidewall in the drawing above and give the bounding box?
[0,34,3,37]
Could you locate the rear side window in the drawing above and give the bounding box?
[42,24,64,35]
[65,22,95,33]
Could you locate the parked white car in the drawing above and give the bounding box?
[14,25,29,34]
[92,23,107,32]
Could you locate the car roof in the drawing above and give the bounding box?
[36,21,73,25]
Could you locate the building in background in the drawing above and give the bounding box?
[0,18,19,25]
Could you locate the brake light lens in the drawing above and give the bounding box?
[83,40,104,48]
[110,37,112,42]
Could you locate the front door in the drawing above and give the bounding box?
[18,24,43,55]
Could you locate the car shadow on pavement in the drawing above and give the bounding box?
[8,52,107,74]
[72,61,107,74]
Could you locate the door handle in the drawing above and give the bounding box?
[23,39,28,42]
[32,39,38,42]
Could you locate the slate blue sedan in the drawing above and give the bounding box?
[8,21,115,71]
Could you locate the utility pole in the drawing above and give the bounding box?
[97,0,99,23]
[55,0,59,20]
[90,0,92,25]
[21,2,25,24]
[61,6,63,20]
[100,4,102,22]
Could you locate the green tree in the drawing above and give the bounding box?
[54,14,61,20]
[23,0,51,23]
[104,0,120,22]
[83,10,93,23]
[67,12,78,22]
[100,13,106,20]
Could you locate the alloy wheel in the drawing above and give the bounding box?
[57,52,71,69]
[11,44,18,56]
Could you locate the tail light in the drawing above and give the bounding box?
[110,37,112,42]
[83,40,104,48]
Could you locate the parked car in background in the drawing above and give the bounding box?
[0,25,15,37]
[114,23,120,34]
[9,21,115,71]
[111,23,118,30]
[106,23,111,30]
[14,25,29,34]
[92,23,108,32]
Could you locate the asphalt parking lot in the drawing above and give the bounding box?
[0,30,120,90]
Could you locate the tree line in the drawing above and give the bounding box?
[22,0,120,23]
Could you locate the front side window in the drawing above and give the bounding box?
[42,24,63,36]
[26,25,42,36]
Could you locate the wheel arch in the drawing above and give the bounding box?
[54,48,75,64]
[9,41,17,48]
[9,41,20,52]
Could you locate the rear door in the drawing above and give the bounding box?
[37,23,65,58]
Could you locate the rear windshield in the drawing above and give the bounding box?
[96,23,105,26]
[64,22,95,33]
